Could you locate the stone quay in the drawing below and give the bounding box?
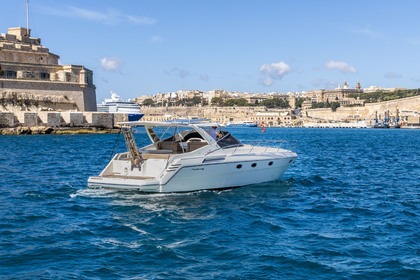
[0,111,133,134]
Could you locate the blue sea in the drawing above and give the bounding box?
[0,128,419,279]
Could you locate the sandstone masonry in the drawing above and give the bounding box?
[0,27,96,112]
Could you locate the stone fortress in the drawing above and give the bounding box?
[0,27,96,112]
[0,27,118,131]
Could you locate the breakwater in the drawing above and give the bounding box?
[0,111,129,135]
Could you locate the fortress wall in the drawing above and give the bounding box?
[304,96,420,121]
[0,112,16,127]
[305,107,370,121]
[61,112,84,127]
[0,111,113,128]
[141,96,419,125]
[0,91,78,112]
[364,96,420,115]
[15,111,38,126]
[84,112,114,129]
[113,113,131,124]
[141,106,274,123]
[0,79,96,111]
[38,112,61,126]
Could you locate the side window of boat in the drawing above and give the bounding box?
[217,133,242,148]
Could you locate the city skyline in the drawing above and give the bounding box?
[1,0,420,101]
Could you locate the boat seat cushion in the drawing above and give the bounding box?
[157,141,183,153]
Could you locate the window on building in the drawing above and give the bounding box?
[24,71,35,79]
[6,71,17,79]
[40,72,50,80]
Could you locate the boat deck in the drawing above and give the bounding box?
[102,174,155,180]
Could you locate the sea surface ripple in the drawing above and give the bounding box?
[0,128,419,279]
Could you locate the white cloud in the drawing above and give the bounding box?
[40,6,156,25]
[67,6,108,21]
[125,15,156,25]
[260,62,290,79]
[325,60,357,73]
[100,57,121,71]
[259,61,290,87]
[259,77,273,87]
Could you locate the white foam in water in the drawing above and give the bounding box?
[123,223,149,235]
[166,240,190,249]
[100,238,142,249]
[69,188,120,198]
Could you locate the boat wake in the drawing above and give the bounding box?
[70,188,120,199]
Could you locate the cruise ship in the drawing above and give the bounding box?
[97,91,144,121]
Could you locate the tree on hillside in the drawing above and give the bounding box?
[260,97,289,108]
[331,102,340,112]
[295,97,304,109]
[224,98,249,106]
[190,96,202,106]
[311,101,340,111]
[211,97,224,106]
[142,98,155,106]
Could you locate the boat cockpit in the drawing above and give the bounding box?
[141,125,243,154]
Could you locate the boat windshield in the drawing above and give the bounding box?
[216,130,243,148]
[142,125,243,149]
[145,126,195,143]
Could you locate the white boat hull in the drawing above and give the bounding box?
[88,121,297,193]
[88,150,296,193]
[161,157,294,192]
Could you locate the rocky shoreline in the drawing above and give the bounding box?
[0,126,120,135]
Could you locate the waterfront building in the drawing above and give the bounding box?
[255,110,293,126]
[305,81,363,106]
[0,27,96,112]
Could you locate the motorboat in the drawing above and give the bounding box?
[88,120,297,192]
[97,91,144,121]
[226,121,258,127]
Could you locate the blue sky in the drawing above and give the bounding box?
[2,0,420,101]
